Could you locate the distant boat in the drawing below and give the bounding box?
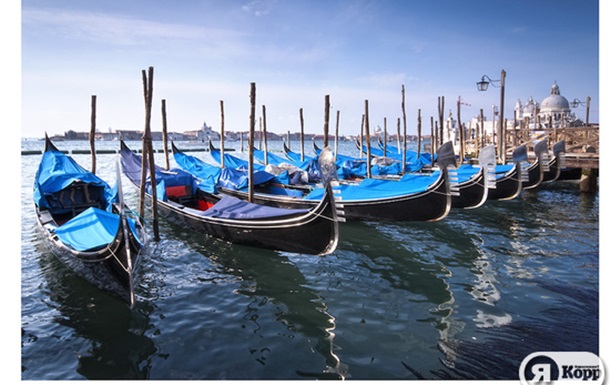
[34,135,146,307]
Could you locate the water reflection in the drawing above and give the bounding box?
[163,221,348,379]
[339,211,521,377]
[34,252,159,379]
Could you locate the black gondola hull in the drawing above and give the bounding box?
[543,155,561,182]
[451,167,487,209]
[174,141,452,222]
[35,208,143,307]
[487,163,522,201]
[141,189,339,255]
[120,142,339,255]
[224,169,451,222]
[522,159,543,190]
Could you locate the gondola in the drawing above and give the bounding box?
[119,141,340,255]
[176,141,457,222]
[354,139,491,210]
[34,135,146,308]
[513,140,549,190]
[486,162,522,201]
[543,140,566,182]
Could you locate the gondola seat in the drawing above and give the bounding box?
[45,182,106,216]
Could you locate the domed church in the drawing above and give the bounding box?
[514,81,581,128]
[539,81,573,125]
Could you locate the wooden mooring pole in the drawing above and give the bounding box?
[364,99,371,178]
[580,169,598,193]
[161,99,169,170]
[334,110,340,162]
[323,95,330,148]
[401,85,407,174]
[417,109,422,159]
[248,83,256,203]
[299,108,305,162]
[89,95,96,174]
[220,100,225,168]
[141,66,159,241]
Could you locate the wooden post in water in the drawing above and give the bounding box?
[144,67,159,241]
[432,120,438,168]
[479,108,484,150]
[334,110,340,162]
[438,96,445,145]
[248,83,256,203]
[220,100,225,168]
[417,109,422,159]
[286,130,291,150]
[457,97,464,165]
[499,69,506,165]
[262,105,268,165]
[397,118,401,165]
[364,100,371,178]
[138,67,159,240]
[161,99,170,170]
[323,95,330,148]
[89,95,96,174]
[401,85,407,173]
[299,108,305,162]
[383,117,387,158]
[430,116,435,165]
[396,117,401,155]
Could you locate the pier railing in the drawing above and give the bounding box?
[505,125,599,169]
[464,125,599,170]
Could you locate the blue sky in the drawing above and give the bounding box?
[18,0,602,138]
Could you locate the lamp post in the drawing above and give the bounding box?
[571,97,591,126]
[477,69,506,164]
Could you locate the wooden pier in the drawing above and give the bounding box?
[462,124,599,192]
[504,125,599,192]
[505,125,600,170]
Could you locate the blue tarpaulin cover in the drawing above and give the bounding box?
[253,148,322,183]
[120,145,200,197]
[493,164,516,178]
[173,150,277,193]
[305,171,441,201]
[54,207,138,251]
[455,164,482,183]
[34,148,116,211]
[358,143,433,173]
[199,195,308,220]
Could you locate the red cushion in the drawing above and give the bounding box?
[166,185,189,198]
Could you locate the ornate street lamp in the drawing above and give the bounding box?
[571,97,591,126]
[476,75,493,91]
[477,70,506,163]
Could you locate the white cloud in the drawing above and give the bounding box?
[22,7,245,51]
[241,0,275,17]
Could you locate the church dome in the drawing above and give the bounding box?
[540,82,571,114]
